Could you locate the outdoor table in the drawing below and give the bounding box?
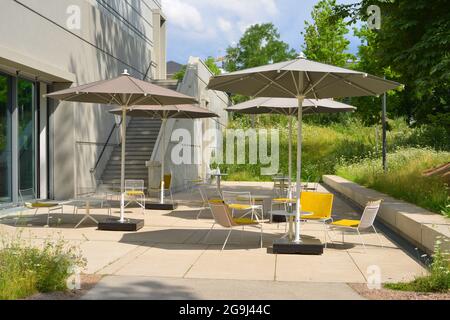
[236,194,273,218]
[269,210,313,240]
[210,173,228,195]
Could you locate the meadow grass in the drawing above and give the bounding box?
[337,148,450,216]
[0,232,86,300]
[219,117,449,216]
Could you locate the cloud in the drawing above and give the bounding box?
[161,0,204,33]
[217,17,233,33]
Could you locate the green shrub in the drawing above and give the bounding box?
[385,239,450,293]
[0,232,86,300]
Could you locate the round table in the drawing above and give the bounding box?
[269,210,313,240]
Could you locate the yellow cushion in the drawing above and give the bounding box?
[208,199,224,204]
[332,219,360,228]
[272,198,296,203]
[233,218,257,225]
[26,202,59,208]
[228,204,252,210]
[126,191,144,196]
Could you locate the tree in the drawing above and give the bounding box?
[225,23,297,73]
[301,0,355,67]
[333,0,450,128]
[204,57,221,76]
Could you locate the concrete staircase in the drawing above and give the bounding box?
[101,118,162,186]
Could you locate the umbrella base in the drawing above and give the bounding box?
[145,202,177,211]
[98,218,144,232]
[272,237,323,255]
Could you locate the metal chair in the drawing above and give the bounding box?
[329,200,384,251]
[196,186,223,219]
[18,188,63,226]
[203,202,263,250]
[124,179,146,213]
[222,191,264,221]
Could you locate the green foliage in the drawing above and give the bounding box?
[204,57,221,76]
[385,240,450,293]
[301,0,355,66]
[0,232,86,299]
[225,23,297,73]
[172,65,187,81]
[333,0,450,127]
[337,147,450,215]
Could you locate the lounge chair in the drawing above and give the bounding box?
[19,188,63,226]
[204,202,263,250]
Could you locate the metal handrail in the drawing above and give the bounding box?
[90,118,122,173]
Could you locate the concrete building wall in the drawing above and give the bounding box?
[151,57,229,193]
[0,0,165,200]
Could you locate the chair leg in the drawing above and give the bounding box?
[196,207,205,220]
[372,225,384,248]
[260,223,263,248]
[323,223,328,249]
[356,229,367,252]
[222,229,232,251]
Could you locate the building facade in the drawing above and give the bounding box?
[0,0,167,204]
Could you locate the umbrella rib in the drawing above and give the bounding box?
[127,76,146,94]
[303,72,330,97]
[328,73,378,96]
[92,93,113,104]
[290,71,300,95]
[304,72,319,100]
[255,72,297,97]
[209,75,251,90]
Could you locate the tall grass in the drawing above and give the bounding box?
[337,148,450,216]
[0,232,86,300]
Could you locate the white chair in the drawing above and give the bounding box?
[222,191,264,221]
[203,203,263,250]
[124,179,146,213]
[329,200,384,251]
[18,188,64,226]
[196,186,223,219]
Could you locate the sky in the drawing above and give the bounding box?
[161,0,361,64]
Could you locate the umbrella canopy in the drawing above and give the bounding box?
[45,71,196,105]
[46,70,198,223]
[226,97,356,115]
[226,97,356,197]
[208,56,401,245]
[208,58,400,99]
[110,104,218,204]
[109,104,218,119]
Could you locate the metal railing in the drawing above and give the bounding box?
[90,118,122,174]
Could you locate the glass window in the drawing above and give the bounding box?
[17,78,35,192]
[0,74,12,203]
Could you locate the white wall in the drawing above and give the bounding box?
[0,0,165,200]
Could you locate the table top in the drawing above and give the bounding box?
[269,210,313,217]
[237,194,273,201]
[210,173,228,177]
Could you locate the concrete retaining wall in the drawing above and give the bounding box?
[323,175,450,255]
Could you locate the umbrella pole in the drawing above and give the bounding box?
[288,115,292,199]
[120,106,127,223]
[160,118,167,204]
[295,96,304,243]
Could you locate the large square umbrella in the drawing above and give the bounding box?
[208,56,401,249]
[45,70,197,223]
[226,97,356,196]
[109,105,218,205]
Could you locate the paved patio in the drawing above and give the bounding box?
[0,182,427,300]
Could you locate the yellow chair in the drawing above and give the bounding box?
[299,192,334,247]
[124,179,146,213]
[149,173,174,203]
[222,191,264,220]
[19,188,64,226]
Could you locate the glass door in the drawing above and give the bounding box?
[17,78,35,193]
[0,74,12,204]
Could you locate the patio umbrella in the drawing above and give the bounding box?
[45,70,197,223]
[109,104,218,205]
[208,56,401,245]
[226,97,356,197]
